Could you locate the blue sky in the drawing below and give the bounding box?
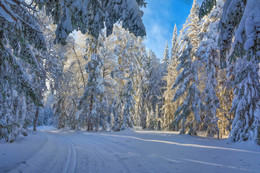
[142,0,196,59]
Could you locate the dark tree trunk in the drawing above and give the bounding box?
[88,94,94,131]
[33,106,39,131]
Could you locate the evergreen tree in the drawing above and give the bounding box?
[51,35,85,129]
[111,96,123,131]
[133,50,149,127]
[35,0,146,44]
[142,50,164,129]
[163,24,179,130]
[109,26,140,131]
[171,24,178,61]
[196,1,223,138]
[228,59,260,143]
[199,0,217,20]
[121,75,134,130]
[172,0,202,135]
[0,1,47,141]
[219,0,260,143]
[162,41,170,66]
[219,0,259,68]
[78,54,106,131]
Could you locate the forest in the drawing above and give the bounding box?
[0,0,259,146]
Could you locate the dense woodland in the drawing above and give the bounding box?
[0,0,259,144]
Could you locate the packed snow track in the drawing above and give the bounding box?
[0,127,260,173]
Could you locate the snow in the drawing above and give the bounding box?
[1,127,260,173]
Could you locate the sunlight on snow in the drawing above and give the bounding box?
[98,133,260,154]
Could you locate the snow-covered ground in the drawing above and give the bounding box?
[0,127,260,173]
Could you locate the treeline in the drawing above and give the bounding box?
[162,0,259,143]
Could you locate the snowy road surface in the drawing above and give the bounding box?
[1,127,260,173]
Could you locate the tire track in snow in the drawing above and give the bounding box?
[77,133,130,173]
[68,132,108,173]
[86,137,108,173]
[67,141,77,173]
[62,136,77,173]
[86,133,153,173]
[45,133,73,173]
[106,135,166,173]
[10,133,68,173]
[62,140,72,173]
[93,138,130,173]
[89,137,132,173]
[92,133,187,173]
[80,134,111,173]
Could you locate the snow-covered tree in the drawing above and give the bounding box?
[219,0,259,68]
[121,75,134,130]
[35,0,146,44]
[0,0,48,141]
[218,0,260,143]
[108,25,148,131]
[172,0,202,135]
[228,59,259,143]
[111,96,123,131]
[140,50,164,129]
[199,0,217,20]
[162,41,170,66]
[171,24,178,61]
[162,24,179,130]
[133,51,149,127]
[78,54,107,131]
[196,0,223,138]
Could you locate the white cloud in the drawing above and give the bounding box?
[144,22,171,59]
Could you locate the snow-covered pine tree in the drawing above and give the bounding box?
[0,0,48,141]
[78,54,106,131]
[171,24,178,61]
[37,11,68,128]
[133,50,148,127]
[172,0,202,135]
[162,24,179,130]
[121,72,134,130]
[199,0,217,20]
[162,41,170,66]
[139,50,152,128]
[219,0,260,143]
[134,86,144,127]
[51,36,83,129]
[196,0,223,138]
[218,0,245,68]
[111,96,123,131]
[35,0,146,44]
[109,25,147,131]
[141,50,164,129]
[160,42,170,128]
[228,59,259,142]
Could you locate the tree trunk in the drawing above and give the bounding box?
[88,94,94,131]
[33,106,39,131]
[257,121,260,145]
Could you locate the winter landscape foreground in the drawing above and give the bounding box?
[0,127,259,173]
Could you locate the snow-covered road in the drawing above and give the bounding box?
[1,128,260,173]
